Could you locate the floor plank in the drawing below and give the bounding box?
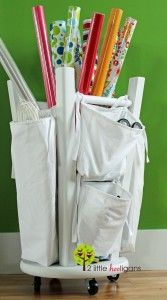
[0,271,167,299]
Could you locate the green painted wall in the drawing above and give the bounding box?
[0,0,166,232]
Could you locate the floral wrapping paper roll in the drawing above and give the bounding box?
[50,20,66,69]
[103,17,137,97]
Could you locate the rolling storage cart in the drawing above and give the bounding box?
[9,67,147,295]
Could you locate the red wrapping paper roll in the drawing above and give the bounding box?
[32,5,56,107]
[82,24,98,93]
[78,13,104,95]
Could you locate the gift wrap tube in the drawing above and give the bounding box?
[91,8,123,96]
[82,30,90,53]
[75,29,82,87]
[82,19,92,57]
[82,20,98,68]
[75,29,82,67]
[63,6,81,67]
[83,18,91,30]
[78,12,104,94]
[103,29,120,97]
[82,20,98,92]
[32,5,56,107]
[50,20,66,69]
[103,17,137,97]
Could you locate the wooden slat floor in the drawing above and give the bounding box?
[0,271,167,299]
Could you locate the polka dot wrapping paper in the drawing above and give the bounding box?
[63,6,81,67]
[50,20,66,69]
[103,17,137,97]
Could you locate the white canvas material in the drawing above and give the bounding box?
[10,116,58,266]
[77,182,131,256]
[121,133,146,252]
[10,101,54,180]
[75,101,146,181]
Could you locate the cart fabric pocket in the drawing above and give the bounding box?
[77,182,131,256]
[10,116,58,266]
[76,102,145,181]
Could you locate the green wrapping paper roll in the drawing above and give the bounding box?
[63,6,81,67]
[50,20,66,69]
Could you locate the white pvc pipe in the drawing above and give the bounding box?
[56,67,77,267]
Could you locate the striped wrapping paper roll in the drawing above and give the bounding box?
[82,19,98,91]
[103,17,137,97]
[63,6,81,67]
[50,20,66,69]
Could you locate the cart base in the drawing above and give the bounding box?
[20,256,129,279]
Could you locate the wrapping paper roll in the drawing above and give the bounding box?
[32,5,56,107]
[103,17,137,97]
[63,6,81,67]
[75,29,82,67]
[91,8,123,96]
[75,29,82,87]
[82,19,92,57]
[105,29,120,97]
[50,20,66,69]
[83,19,91,30]
[82,30,90,56]
[78,13,104,95]
[82,20,98,92]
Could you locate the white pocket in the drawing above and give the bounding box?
[10,116,58,266]
[77,102,144,181]
[77,182,131,257]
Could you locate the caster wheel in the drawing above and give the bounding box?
[33,276,41,293]
[107,274,120,282]
[87,278,98,295]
